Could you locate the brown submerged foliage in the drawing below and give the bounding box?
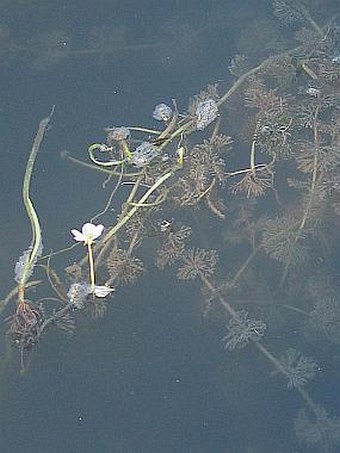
[4,2,340,449]
[230,166,274,198]
[176,248,218,280]
[172,134,232,207]
[155,224,192,269]
[106,248,145,286]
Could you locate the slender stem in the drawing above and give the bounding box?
[102,171,172,246]
[217,47,301,109]
[37,303,73,339]
[250,120,261,173]
[17,106,55,302]
[92,171,172,268]
[297,107,320,233]
[200,273,319,417]
[0,280,41,315]
[91,164,124,222]
[280,106,320,289]
[87,243,96,290]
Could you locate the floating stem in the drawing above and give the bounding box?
[17,106,55,303]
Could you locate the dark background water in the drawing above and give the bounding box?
[0,1,339,452]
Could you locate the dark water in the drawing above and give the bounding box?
[0,1,339,452]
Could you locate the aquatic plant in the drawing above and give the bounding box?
[106,248,145,286]
[279,348,319,389]
[222,310,266,351]
[295,405,340,451]
[176,248,218,281]
[71,222,104,292]
[1,1,340,450]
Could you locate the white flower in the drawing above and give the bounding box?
[71,223,104,245]
[92,285,115,298]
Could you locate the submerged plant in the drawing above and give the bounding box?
[106,248,145,286]
[71,222,104,292]
[176,248,218,280]
[222,310,267,351]
[279,348,318,389]
[2,2,340,449]
[295,405,340,451]
[261,214,310,265]
[14,107,55,307]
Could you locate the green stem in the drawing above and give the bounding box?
[18,106,55,289]
[92,171,172,268]
[217,47,301,109]
[102,171,172,246]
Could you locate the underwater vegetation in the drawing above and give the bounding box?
[1,0,340,451]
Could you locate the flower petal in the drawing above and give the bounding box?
[71,229,85,242]
[82,223,104,240]
[82,223,96,237]
[93,285,115,298]
[92,224,104,239]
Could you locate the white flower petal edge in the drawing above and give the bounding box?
[71,229,85,242]
[82,223,104,240]
[71,223,104,244]
[93,285,115,298]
